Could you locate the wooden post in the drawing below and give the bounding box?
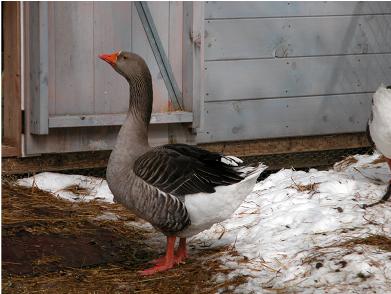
[2,2,22,157]
[182,2,204,130]
[29,2,49,135]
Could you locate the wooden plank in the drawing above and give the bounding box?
[132,2,170,113]
[199,133,370,157]
[2,145,19,158]
[93,2,132,114]
[48,112,193,128]
[169,1,183,96]
[182,2,194,113]
[23,1,32,154]
[205,2,391,19]
[135,2,183,110]
[205,54,391,102]
[22,124,179,155]
[53,2,94,115]
[47,2,55,115]
[2,151,111,174]
[205,15,391,61]
[23,2,125,158]
[198,93,372,143]
[192,2,205,130]
[2,2,22,156]
[28,2,49,134]
[182,2,205,129]
[167,2,185,143]
[2,133,370,174]
[23,2,191,156]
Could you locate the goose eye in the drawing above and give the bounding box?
[123,56,128,60]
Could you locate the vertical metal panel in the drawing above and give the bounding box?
[29,2,49,135]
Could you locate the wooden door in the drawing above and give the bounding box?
[23,2,193,155]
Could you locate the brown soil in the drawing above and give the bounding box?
[2,178,243,293]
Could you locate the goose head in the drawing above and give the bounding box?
[99,51,150,83]
[99,51,153,125]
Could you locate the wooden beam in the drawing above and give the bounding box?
[135,2,183,110]
[29,2,49,135]
[2,151,111,175]
[3,133,371,174]
[48,112,193,128]
[2,145,18,158]
[182,2,205,129]
[2,2,22,157]
[199,132,370,157]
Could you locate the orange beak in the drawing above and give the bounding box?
[99,52,118,66]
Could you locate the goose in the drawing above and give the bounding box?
[366,84,391,207]
[99,51,267,275]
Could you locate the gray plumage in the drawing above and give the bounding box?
[103,51,258,236]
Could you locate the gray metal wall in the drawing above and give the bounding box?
[197,1,391,143]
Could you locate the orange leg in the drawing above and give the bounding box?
[139,237,188,275]
[139,236,176,276]
[174,238,187,264]
[148,237,188,264]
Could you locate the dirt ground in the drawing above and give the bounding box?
[2,178,244,294]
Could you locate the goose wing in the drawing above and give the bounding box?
[133,144,245,196]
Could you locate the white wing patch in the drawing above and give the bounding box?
[221,155,243,167]
[180,164,267,238]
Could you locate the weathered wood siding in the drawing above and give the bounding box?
[198,1,391,143]
[24,2,188,155]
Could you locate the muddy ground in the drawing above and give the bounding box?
[2,179,243,293]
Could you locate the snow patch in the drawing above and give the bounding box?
[17,172,114,203]
[16,153,391,292]
[191,153,391,293]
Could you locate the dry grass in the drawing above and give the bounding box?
[340,235,391,252]
[290,182,319,193]
[59,184,92,196]
[302,234,391,266]
[289,177,319,193]
[372,155,387,165]
[2,177,245,293]
[334,156,358,171]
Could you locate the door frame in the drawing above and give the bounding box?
[2,1,22,157]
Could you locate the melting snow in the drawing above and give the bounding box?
[17,172,113,203]
[192,153,391,293]
[17,153,391,292]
